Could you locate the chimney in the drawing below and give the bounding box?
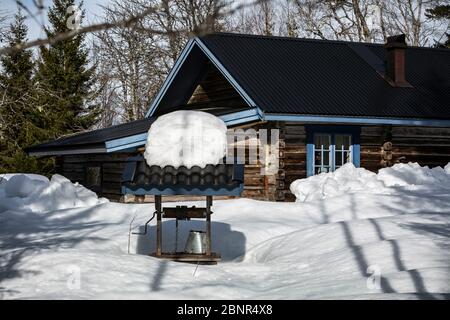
[384,34,411,87]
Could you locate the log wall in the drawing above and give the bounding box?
[231,122,284,201]
[57,124,450,203]
[255,123,450,202]
[389,126,450,168]
[56,153,133,201]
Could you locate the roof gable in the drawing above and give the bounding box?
[147,33,450,121]
[146,38,258,118]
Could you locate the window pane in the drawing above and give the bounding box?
[86,167,102,188]
[335,134,351,150]
[315,166,330,174]
[344,150,352,163]
[314,151,322,163]
[314,134,331,148]
[323,150,330,166]
[335,151,343,167]
[314,134,331,174]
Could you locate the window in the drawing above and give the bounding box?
[307,126,360,177]
[314,134,331,174]
[85,166,102,190]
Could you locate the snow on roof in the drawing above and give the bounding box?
[143,110,228,169]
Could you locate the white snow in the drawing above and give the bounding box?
[1,163,450,300]
[0,173,49,184]
[144,110,228,168]
[290,163,386,202]
[0,174,107,213]
[378,162,450,191]
[290,162,450,202]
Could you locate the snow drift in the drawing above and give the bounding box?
[0,174,107,213]
[2,163,450,299]
[144,110,228,168]
[2,193,450,299]
[290,162,450,202]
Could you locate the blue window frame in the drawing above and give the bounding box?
[306,125,361,177]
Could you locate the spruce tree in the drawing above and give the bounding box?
[0,10,52,174]
[36,0,99,137]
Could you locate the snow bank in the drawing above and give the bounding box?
[2,194,450,300]
[2,163,450,299]
[4,174,49,198]
[144,110,227,168]
[290,162,450,202]
[290,163,386,202]
[0,174,107,213]
[378,162,450,190]
[0,173,50,183]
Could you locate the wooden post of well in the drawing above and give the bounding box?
[155,194,162,256]
[206,196,212,256]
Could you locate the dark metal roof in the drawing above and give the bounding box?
[121,155,244,196]
[198,33,450,120]
[26,118,155,156]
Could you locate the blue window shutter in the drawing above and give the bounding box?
[352,127,361,167]
[352,144,361,167]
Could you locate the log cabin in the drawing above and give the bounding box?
[26,33,450,202]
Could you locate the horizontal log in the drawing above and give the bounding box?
[101,193,123,201]
[244,186,267,191]
[102,167,126,175]
[101,187,122,194]
[284,170,307,177]
[162,207,208,219]
[361,127,385,135]
[391,126,450,136]
[61,166,85,173]
[63,154,131,163]
[283,147,307,154]
[64,173,84,181]
[390,146,450,155]
[284,163,307,169]
[102,162,128,169]
[391,154,450,164]
[102,173,122,183]
[101,182,121,189]
[244,177,264,185]
[390,137,450,146]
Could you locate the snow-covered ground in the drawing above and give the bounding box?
[1,163,450,300]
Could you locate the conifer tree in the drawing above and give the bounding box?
[36,0,99,137]
[0,9,52,174]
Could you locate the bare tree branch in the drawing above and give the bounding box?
[0,0,266,56]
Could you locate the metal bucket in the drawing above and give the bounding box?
[184,230,207,254]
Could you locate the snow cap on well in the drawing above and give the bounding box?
[144,110,228,169]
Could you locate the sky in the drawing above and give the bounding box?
[2,0,111,41]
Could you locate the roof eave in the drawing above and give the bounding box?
[27,145,107,157]
[263,113,450,127]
